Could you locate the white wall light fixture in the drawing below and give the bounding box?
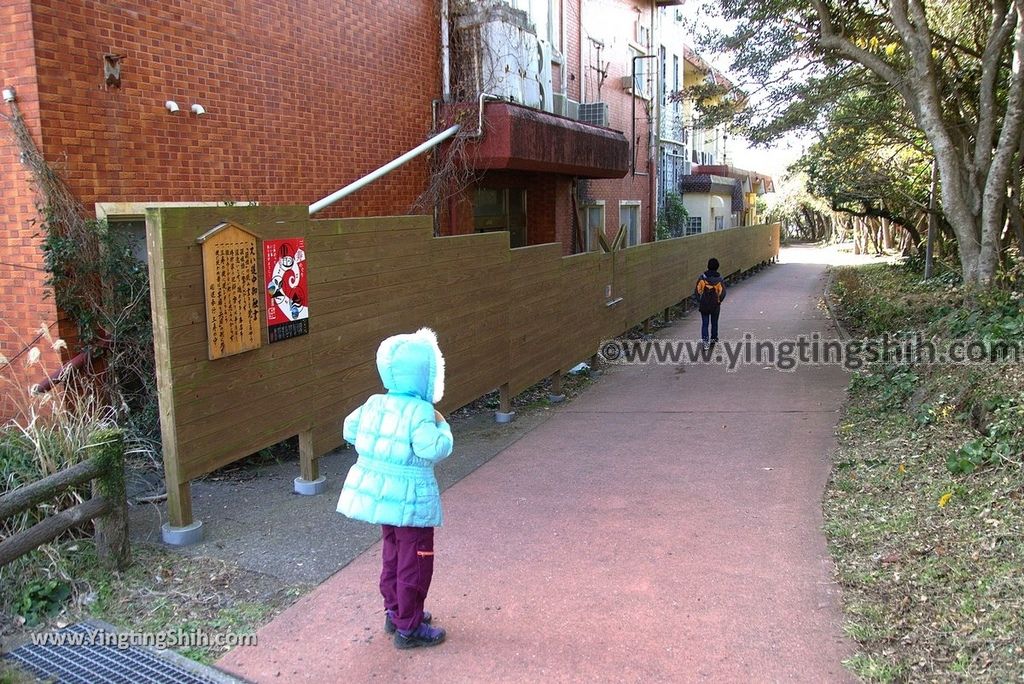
[165,100,180,113]
[2,87,16,103]
[190,104,206,116]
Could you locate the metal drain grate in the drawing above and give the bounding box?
[3,622,239,684]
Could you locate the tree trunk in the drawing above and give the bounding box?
[881,217,894,250]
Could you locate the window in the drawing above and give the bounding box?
[619,201,641,247]
[582,201,605,252]
[107,216,148,265]
[507,0,558,44]
[96,201,249,267]
[637,23,651,49]
[659,46,667,106]
[714,215,725,231]
[627,46,650,98]
[474,187,527,248]
[684,217,703,235]
[672,55,680,116]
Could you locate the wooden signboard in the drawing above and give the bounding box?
[197,221,262,360]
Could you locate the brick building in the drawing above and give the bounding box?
[444,0,667,254]
[1,0,684,400]
[1,0,440,389]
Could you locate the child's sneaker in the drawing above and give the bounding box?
[394,622,446,649]
[385,609,432,634]
[702,340,710,351]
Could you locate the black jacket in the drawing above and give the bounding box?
[693,270,726,312]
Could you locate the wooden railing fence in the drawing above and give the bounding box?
[0,428,129,569]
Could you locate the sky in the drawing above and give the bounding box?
[682,0,813,185]
[733,134,808,184]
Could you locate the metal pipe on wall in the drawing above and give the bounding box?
[630,53,658,176]
[309,124,461,215]
[649,1,658,240]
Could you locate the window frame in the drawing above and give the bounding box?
[96,201,254,265]
[473,187,528,248]
[581,200,606,252]
[619,200,642,247]
[627,44,652,100]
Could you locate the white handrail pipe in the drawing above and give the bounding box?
[309,124,462,215]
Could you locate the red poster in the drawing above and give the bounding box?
[263,238,309,343]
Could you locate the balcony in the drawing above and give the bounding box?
[448,100,629,179]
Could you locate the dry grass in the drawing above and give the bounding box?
[0,540,305,665]
[826,263,1024,681]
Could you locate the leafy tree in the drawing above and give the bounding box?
[767,172,839,241]
[697,0,1024,287]
[656,191,689,239]
[793,89,933,247]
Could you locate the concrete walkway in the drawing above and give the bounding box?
[218,245,860,683]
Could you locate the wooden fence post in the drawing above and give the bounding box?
[548,371,565,403]
[0,428,130,570]
[496,383,514,423]
[87,428,130,570]
[294,430,327,495]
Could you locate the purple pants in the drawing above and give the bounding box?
[380,525,434,632]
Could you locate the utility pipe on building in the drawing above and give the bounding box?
[309,124,461,215]
[630,53,658,176]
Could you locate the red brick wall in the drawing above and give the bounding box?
[0,0,62,413]
[579,0,654,246]
[0,0,441,409]
[565,0,582,103]
[28,0,439,216]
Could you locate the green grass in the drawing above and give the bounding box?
[826,260,1024,682]
[2,541,305,665]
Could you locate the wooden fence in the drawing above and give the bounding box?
[0,428,129,569]
[148,205,779,533]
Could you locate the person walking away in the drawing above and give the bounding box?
[694,258,727,350]
[337,328,453,649]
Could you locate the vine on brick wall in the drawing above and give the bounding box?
[2,100,160,461]
[410,0,521,227]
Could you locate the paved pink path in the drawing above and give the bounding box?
[219,246,856,682]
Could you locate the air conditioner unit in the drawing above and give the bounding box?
[620,75,637,94]
[578,101,609,126]
[565,98,580,120]
[553,93,581,119]
[553,93,566,115]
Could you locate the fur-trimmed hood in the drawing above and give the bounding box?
[375,328,445,404]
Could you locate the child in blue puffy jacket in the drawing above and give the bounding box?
[337,328,454,649]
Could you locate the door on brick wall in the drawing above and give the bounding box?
[474,188,527,248]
